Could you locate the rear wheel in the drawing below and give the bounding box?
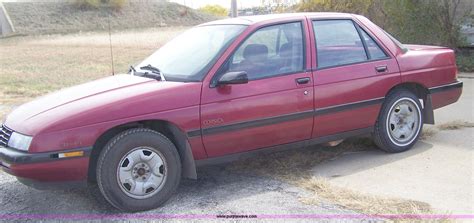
[96,128,181,212]
[374,90,423,153]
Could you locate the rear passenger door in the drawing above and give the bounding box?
[200,21,314,157]
[310,19,400,137]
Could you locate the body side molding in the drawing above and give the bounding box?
[187,98,384,137]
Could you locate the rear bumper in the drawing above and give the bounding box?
[0,146,91,189]
[428,80,463,109]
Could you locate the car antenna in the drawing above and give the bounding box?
[108,13,115,76]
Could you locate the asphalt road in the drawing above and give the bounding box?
[0,77,472,219]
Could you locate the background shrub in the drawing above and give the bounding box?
[75,0,100,10]
[457,54,474,72]
[75,0,128,10]
[107,0,128,10]
[199,4,228,17]
[297,0,472,48]
[297,0,473,72]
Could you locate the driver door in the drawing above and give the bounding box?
[200,21,314,157]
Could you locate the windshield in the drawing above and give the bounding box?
[138,25,247,82]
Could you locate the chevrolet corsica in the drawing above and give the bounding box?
[0,13,463,212]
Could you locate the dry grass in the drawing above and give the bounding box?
[228,138,436,218]
[437,121,474,130]
[419,121,474,140]
[420,120,474,140]
[0,27,186,121]
[0,27,186,104]
[229,138,373,180]
[298,177,432,215]
[0,108,11,122]
[420,128,438,140]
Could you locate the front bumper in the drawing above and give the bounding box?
[0,145,92,189]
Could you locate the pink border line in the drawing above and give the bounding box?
[0,214,215,220]
[0,214,473,220]
[259,214,474,219]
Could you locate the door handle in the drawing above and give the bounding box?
[296,77,310,85]
[375,65,388,73]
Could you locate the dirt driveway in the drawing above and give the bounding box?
[0,77,472,220]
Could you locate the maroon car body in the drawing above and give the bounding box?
[0,13,462,191]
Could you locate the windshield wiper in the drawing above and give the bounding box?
[129,66,137,75]
[140,64,160,74]
[140,64,166,81]
[128,64,165,81]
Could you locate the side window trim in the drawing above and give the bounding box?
[353,21,371,60]
[276,28,282,55]
[210,20,307,88]
[311,18,391,71]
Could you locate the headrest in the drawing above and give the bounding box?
[280,43,292,55]
[243,44,268,60]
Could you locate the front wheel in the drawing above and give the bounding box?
[96,128,181,212]
[374,90,423,153]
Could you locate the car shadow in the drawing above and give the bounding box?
[0,138,434,216]
[0,165,313,216]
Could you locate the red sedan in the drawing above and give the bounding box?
[0,13,462,212]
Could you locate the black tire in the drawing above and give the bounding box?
[373,89,423,153]
[96,128,181,212]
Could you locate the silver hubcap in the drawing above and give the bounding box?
[387,98,421,146]
[117,147,166,199]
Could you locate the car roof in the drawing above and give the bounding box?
[200,12,354,26]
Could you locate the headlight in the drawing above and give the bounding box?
[8,132,32,151]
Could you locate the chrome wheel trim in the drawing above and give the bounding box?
[386,97,422,147]
[117,147,167,199]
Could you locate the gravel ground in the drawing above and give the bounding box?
[0,163,353,221]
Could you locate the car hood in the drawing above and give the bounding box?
[7,75,153,123]
[4,74,201,135]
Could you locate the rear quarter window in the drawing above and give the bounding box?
[359,29,388,60]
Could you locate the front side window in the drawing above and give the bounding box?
[313,20,368,68]
[221,22,304,80]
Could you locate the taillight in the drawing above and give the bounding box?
[455,67,459,79]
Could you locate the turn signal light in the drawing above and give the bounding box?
[58,151,84,158]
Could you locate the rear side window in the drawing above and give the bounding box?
[313,20,367,68]
[359,29,388,60]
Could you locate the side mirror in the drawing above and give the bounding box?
[216,71,248,86]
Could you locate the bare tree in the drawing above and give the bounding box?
[438,0,462,47]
